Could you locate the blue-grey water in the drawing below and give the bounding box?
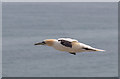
[2,2,118,77]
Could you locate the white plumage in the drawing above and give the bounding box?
[35,38,105,55]
[58,38,78,42]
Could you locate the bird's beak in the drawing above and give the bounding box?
[34,41,46,45]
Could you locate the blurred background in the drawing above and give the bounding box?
[2,2,118,77]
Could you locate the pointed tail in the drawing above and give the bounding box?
[93,48,105,52]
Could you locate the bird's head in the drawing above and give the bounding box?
[34,39,56,46]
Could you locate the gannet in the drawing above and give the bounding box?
[34,38,105,55]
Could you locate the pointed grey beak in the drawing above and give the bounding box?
[34,41,46,45]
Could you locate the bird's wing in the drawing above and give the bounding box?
[58,39,72,48]
[58,38,78,42]
[80,43,105,51]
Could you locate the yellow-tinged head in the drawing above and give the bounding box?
[34,39,56,46]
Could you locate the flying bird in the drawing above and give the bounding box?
[34,38,105,55]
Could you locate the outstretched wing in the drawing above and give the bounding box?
[82,47,96,51]
[58,39,72,48]
[58,38,79,48]
[58,38,78,42]
[80,43,105,51]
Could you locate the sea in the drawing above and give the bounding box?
[2,2,118,77]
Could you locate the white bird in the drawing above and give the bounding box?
[34,38,105,55]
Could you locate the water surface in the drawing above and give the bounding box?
[2,2,118,77]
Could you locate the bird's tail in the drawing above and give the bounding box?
[82,47,105,52]
[93,48,105,52]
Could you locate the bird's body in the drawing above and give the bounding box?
[34,38,105,55]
